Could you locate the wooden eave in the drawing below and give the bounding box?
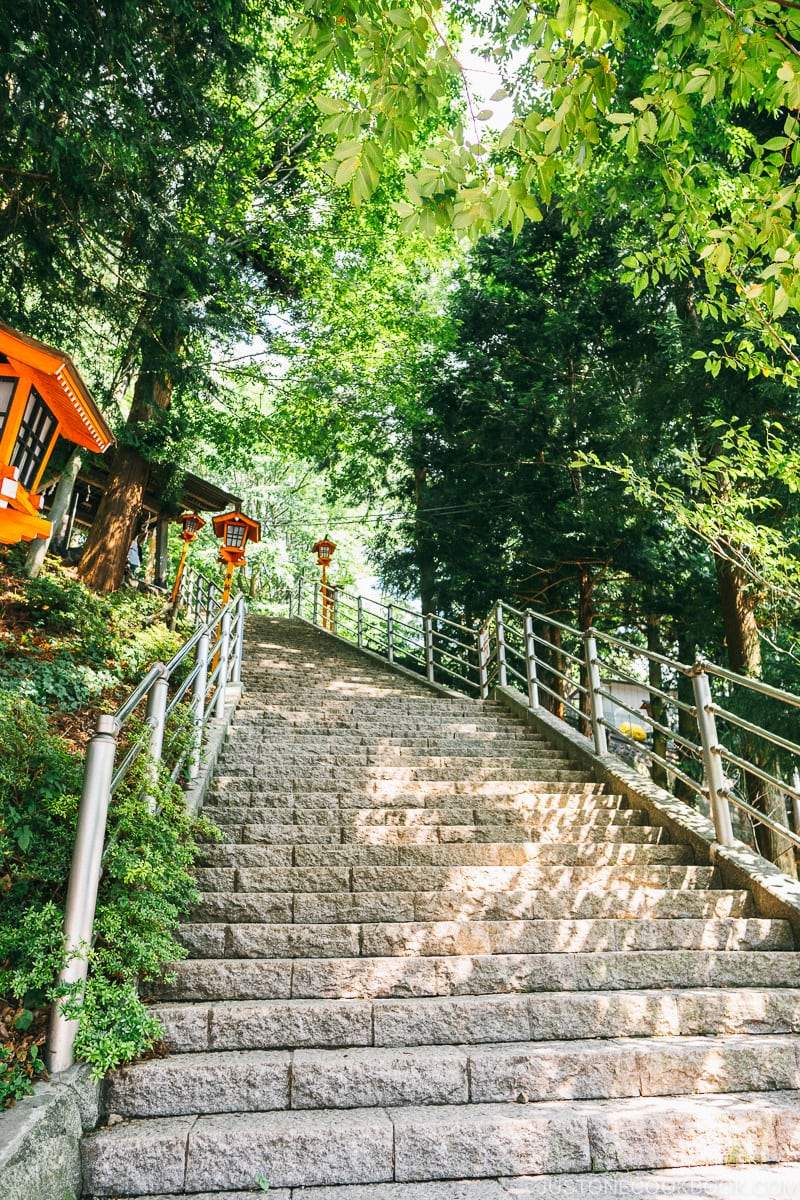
[0,322,114,454]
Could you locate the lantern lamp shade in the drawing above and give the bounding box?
[212,509,261,554]
[179,511,205,539]
[312,537,336,563]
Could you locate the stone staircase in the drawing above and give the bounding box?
[82,617,800,1198]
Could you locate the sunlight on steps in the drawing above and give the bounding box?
[81,616,800,1199]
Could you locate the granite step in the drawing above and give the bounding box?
[154,950,800,1002]
[80,1092,800,1194]
[196,863,720,895]
[152,987,800,1055]
[201,804,643,827]
[103,1034,800,1118]
[189,886,755,924]
[177,917,793,961]
[198,842,694,869]
[202,822,668,847]
[83,1165,800,1200]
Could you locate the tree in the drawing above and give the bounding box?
[301,1,800,371]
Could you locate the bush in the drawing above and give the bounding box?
[0,574,211,1101]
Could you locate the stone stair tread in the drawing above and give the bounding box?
[156,950,800,1002]
[218,864,719,895]
[152,987,800,1052]
[80,1092,800,1193]
[205,823,666,847]
[103,1034,800,1118]
[178,916,793,961]
[202,805,642,826]
[190,885,754,924]
[86,1169,800,1200]
[199,842,694,868]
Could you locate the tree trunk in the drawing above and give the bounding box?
[77,337,177,593]
[24,449,83,578]
[646,614,668,789]
[714,554,796,876]
[154,518,170,588]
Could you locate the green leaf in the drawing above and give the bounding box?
[334,157,360,187]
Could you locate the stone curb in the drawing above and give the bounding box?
[294,618,465,699]
[495,684,800,944]
[0,1064,99,1200]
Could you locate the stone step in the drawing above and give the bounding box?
[215,863,718,895]
[80,1091,800,1194]
[202,804,642,827]
[177,917,793,961]
[103,1034,800,1119]
[219,754,574,769]
[199,842,694,869]
[153,988,800,1054]
[214,768,597,785]
[207,789,624,810]
[83,1163,800,1200]
[155,949,800,1002]
[189,886,754,924]
[203,822,668,847]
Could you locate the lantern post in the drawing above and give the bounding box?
[311,537,337,630]
[170,512,205,606]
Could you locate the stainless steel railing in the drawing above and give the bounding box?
[47,577,245,1072]
[292,579,800,875]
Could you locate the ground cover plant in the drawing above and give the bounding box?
[0,548,215,1106]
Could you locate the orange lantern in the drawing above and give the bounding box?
[0,323,114,544]
[212,509,261,603]
[170,512,207,605]
[312,536,336,630]
[179,512,205,542]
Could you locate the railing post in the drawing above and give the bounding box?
[357,596,364,647]
[145,667,169,767]
[424,614,435,683]
[332,588,339,635]
[478,623,490,700]
[584,630,608,755]
[387,605,395,662]
[232,596,245,685]
[312,581,319,626]
[495,602,508,688]
[193,575,202,625]
[523,610,540,709]
[189,629,210,780]
[297,575,304,617]
[793,769,800,837]
[214,607,232,720]
[47,714,119,1074]
[691,662,735,846]
[205,578,214,621]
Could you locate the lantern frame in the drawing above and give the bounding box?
[179,511,205,543]
[312,536,337,566]
[212,509,261,565]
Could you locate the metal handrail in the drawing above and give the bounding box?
[48,584,246,1074]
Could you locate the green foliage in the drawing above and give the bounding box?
[0,1041,43,1109]
[0,559,183,711]
[0,567,214,1100]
